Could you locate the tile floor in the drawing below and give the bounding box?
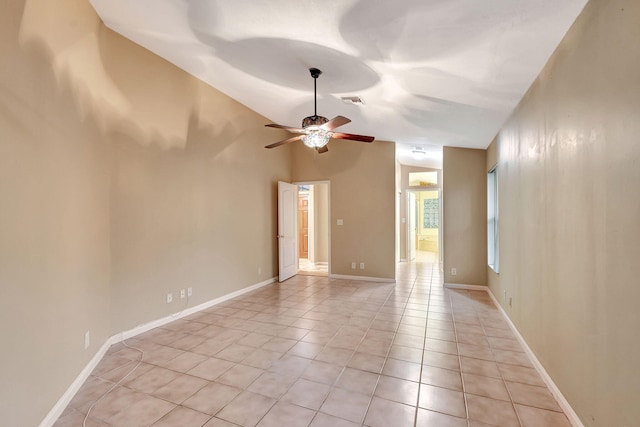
[54,262,572,427]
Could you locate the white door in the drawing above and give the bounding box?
[408,192,417,261]
[278,181,298,282]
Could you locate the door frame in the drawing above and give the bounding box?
[278,181,299,282]
[406,187,443,265]
[293,180,331,275]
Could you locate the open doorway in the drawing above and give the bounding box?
[297,182,329,276]
[407,189,441,264]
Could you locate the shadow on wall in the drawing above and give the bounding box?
[17,0,263,154]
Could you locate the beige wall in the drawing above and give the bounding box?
[312,183,329,264]
[490,0,640,425]
[0,0,290,425]
[442,147,487,286]
[291,141,396,280]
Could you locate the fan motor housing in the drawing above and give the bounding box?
[302,115,328,128]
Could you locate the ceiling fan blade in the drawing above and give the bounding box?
[317,145,329,154]
[265,123,306,133]
[265,135,302,149]
[320,116,351,131]
[331,132,375,143]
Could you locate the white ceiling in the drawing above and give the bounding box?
[89,0,586,167]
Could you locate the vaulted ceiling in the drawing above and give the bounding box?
[89,0,587,167]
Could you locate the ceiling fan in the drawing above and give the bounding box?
[264,68,375,153]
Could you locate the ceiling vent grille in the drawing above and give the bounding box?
[341,96,365,105]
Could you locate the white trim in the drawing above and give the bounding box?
[485,289,584,427]
[39,277,276,427]
[445,283,583,427]
[329,274,396,283]
[38,339,113,427]
[444,282,488,291]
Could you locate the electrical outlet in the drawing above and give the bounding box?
[166,293,173,303]
[84,331,90,350]
[451,268,457,276]
[360,262,365,269]
[351,262,356,269]
[258,267,261,276]
[509,297,513,308]
[187,287,193,297]
[180,289,186,299]
[503,290,507,301]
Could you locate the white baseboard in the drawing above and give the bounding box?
[484,289,584,427]
[38,339,113,427]
[446,283,583,427]
[444,282,488,291]
[40,276,276,427]
[329,274,396,283]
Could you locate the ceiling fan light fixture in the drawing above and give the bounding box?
[412,147,426,160]
[301,130,331,149]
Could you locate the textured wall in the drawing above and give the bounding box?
[292,140,396,280]
[489,0,640,425]
[442,147,488,286]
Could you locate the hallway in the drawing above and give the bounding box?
[55,262,570,426]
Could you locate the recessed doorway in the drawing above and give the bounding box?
[297,182,329,276]
[408,189,441,264]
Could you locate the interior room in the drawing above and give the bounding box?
[1,1,638,426]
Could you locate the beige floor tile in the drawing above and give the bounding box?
[68,377,116,412]
[320,387,371,423]
[423,350,460,371]
[302,360,344,384]
[288,341,324,358]
[182,382,242,415]
[152,406,211,427]
[216,344,257,362]
[418,384,466,418]
[153,374,208,404]
[281,378,331,410]
[269,354,312,377]
[416,408,467,427]
[216,391,276,427]
[374,375,419,405]
[364,396,416,427]
[124,366,180,394]
[498,364,546,387]
[347,352,385,374]
[242,348,284,370]
[335,367,379,396]
[506,381,562,411]
[492,348,533,367]
[460,356,501,379]
[187,357,235,381]
[421,365,463,391]
[256,401,316,427]
[161,351,209,373]
[309,413,359,427]
[107,394,175,426]
[89,386,145,421]
[462,372,510,401]
[217,364,264,388]
[203,417,242,427]
[388,344,424,363]
[457,343,495,361]
[466,393,519,426]
[515,404,572,427]
[425,338,459,355]
[261,337,298,353]
[315,347,354,366]
[248,371,297,398]
[382,358,422,382]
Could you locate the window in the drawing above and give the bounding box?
[488,167,499,273]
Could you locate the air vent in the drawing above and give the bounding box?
[341,96,365,105]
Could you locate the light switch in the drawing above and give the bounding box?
[337,219,344,226]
